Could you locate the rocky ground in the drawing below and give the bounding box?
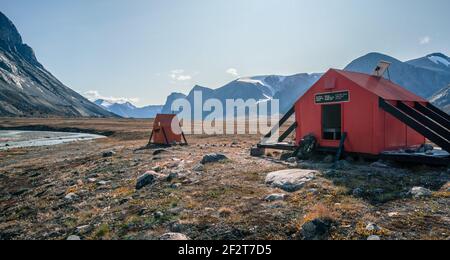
[0,118,449,240]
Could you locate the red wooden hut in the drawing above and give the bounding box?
[258,68,450,163]
[148,114,187,146]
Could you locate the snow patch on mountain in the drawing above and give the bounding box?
[428,55,450,67]
[95,99,162,118]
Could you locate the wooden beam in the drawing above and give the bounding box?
[147,130,154,146]
[398,101,450,140]
[278,122,298,142]
[161,127,170,145]
[427,103,450,121]
[257,143,297,151]
[380,98,450,152]
[263,106,295,139]
[335,132,347,162]
[414,102,450,129]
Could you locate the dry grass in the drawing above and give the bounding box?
[0,118,448,240]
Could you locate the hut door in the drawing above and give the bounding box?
[322,104,342,140]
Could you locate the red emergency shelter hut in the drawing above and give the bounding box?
[148,114,188,146]
[296,68,428,155]
[258,67,450,164]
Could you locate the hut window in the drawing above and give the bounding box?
[322,104,342,140]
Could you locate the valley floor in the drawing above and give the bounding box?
[0,118,449,240]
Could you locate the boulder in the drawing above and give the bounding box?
[152,165,162,172]
[67,235,81,241]
[265,169,317,192]
[159,233,190,240]
[170,183,182,189]
[410,187,432,198]
[280,152,294,161]
[201,153,228,164]
[136,171,161,190]
[300,218,332,240]
[64,193,79,201]
[166,172,179,182]
[367,235,381,241]
[154,211,164,219]
[366,223,382,232]
[153,149,168,156]
[192,164,205,172]
[323,155,334,164]
[286,157,298,163]
[333,160,351,170]
[352,188,365,197]
[370,161,390,168]
[264,193,287,202]
[102,151,115,158]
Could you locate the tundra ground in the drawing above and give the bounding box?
[0,118,449,240]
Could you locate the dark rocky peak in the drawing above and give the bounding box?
[0,11,23,45]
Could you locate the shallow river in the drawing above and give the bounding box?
[0,130,105,150]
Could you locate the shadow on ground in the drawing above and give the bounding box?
[321,160,449,204]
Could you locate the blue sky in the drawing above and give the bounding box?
[1,0,449,106]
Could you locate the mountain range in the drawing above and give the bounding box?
[0,11,448,118]
[161,73,323,115]
[430,85,450,113]
[0,11,114,117]
[162,52,450,116]
[94,99,162,118]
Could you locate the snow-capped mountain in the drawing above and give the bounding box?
[407,53,450,74]
[162,52,449,118]
[430,86,450,114]
[162,73,322,116]
[344,52,450,99]
[0,11,115,117]
[95,99,162,118]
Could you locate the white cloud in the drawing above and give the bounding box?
[226,68,239,77]
[83,90,139,104]
[170,69,192,81]
[419,36,431,45]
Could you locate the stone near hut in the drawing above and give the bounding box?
[300,218,332,240]
[159,233,190,241]
[280,152,294,161]
[366,223,381,232]
[102,151,115,158]
[192,164,205,172]
[410,187,432,198]
[153,149,168,156]
[323,155,334,164]
[170,183,182,189]
[286,157,298,163]
[417,144,434,153]
[97,181,110,186]
[152,165,162,172]
[67,235,81,241]
[352,188,365,198]
[367,235,381,241]
[333,160,351,170]
[64,193,79,201]
[135,171,160,190]
[166,172,179,182]
[250,147,266,157]
[370,161,390,169]
[265,169,317,192]
[264,193,287,202]
[425,150,434,155]
[201,153,228,164]
[154,211,164,219]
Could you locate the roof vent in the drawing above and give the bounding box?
[372,60,391,78]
